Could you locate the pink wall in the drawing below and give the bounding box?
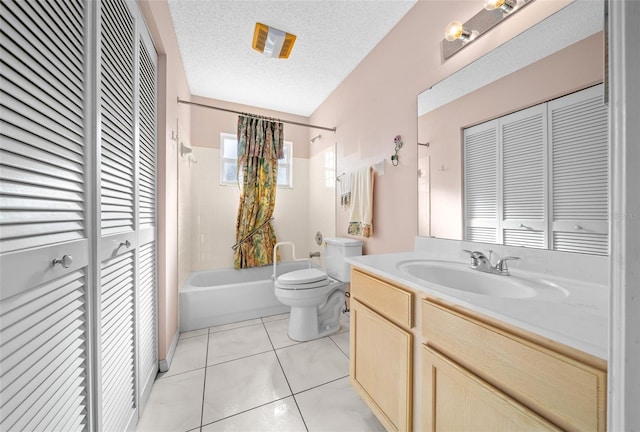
[419,32,604,239]
[189,96,311,158]
[310,0,572,255]
[138,0,191,363]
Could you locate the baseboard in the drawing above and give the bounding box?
[158,328,179,373]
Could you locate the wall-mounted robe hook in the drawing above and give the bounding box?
[391,135,403,166]
[180,142,193,157]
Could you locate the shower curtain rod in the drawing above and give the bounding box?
[177,98,336,133]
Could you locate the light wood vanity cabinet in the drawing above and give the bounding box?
[422,299,607,432]
[350,269,413,432]
[349,268,607,432]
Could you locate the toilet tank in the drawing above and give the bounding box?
[324,237,363,282]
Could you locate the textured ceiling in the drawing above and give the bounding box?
[167,0,417,116]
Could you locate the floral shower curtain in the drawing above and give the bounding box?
[234,115,284,269]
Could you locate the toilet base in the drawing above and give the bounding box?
[286,289,345,342]
[288,309,340,342]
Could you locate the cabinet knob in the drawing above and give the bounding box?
[119,240,131,248]
[574,225,583,230]
[52,255,73,269]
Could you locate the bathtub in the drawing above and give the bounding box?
[180,261,310,332]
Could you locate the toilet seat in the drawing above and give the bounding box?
[275,268,330,290]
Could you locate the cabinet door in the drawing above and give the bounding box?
[422,345,560,432]
[0,1,91,430]
[350,299,412,432]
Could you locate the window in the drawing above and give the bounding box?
[220,133,293,188]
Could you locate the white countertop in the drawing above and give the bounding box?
[347,250,608,360]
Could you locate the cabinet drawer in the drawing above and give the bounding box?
[351,269,413,329]
[422,300,606,432]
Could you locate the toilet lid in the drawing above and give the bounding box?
[276,268,330,290]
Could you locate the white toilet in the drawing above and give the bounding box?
[274,237,363,341]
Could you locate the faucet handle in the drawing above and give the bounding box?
[463,249,487,268]
[495,256,520,274]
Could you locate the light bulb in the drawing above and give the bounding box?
[445,21,468,42]
[484,0,516,12]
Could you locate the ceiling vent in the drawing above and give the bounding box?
[252,22,297,59]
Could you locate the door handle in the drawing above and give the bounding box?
[52,254,73,269]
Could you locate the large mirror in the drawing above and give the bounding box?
[417,0,607,253]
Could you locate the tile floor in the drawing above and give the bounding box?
[135,312,386,432]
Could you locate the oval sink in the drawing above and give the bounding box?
[396,260,567,299]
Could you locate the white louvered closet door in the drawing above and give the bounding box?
[549,84,608,255]
[463,120,499,243]
[0,1,91,431]
[97,0,137,430]
[500,105,547,249]
[136,23,158,408]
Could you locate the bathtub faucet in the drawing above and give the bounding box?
[309,252,321,258]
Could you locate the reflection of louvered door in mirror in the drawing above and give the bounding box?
[0,1,91,430]
[549,85,608,256]
[463,119,499,244]
[464,84,608,255]
[500,105,547,249]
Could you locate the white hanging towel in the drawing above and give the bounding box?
[340,173,351,208]
[348,166,374,237]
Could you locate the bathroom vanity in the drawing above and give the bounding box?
[348,239,608,432]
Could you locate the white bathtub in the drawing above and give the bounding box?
[180,261,310,331]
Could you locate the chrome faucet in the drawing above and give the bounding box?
[463,250,520,276]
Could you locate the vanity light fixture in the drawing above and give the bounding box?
[442,0,535,60]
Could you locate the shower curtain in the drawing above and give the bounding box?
[234,115,284,269]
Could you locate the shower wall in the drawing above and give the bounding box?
[180,95,334,272]
[190,146,310,269]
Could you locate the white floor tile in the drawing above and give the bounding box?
[180,328,209,339]
[264,317,301,349]
[207,323,273,365]
[330,331,350,358]
[163,334,208,377]
[135,369,205,432]
[261,312,289,323]
[202,351,291,424]
[276,337,349,394]
[201,396,306,432]
[209,318,263,333]
[295,377,386,432]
